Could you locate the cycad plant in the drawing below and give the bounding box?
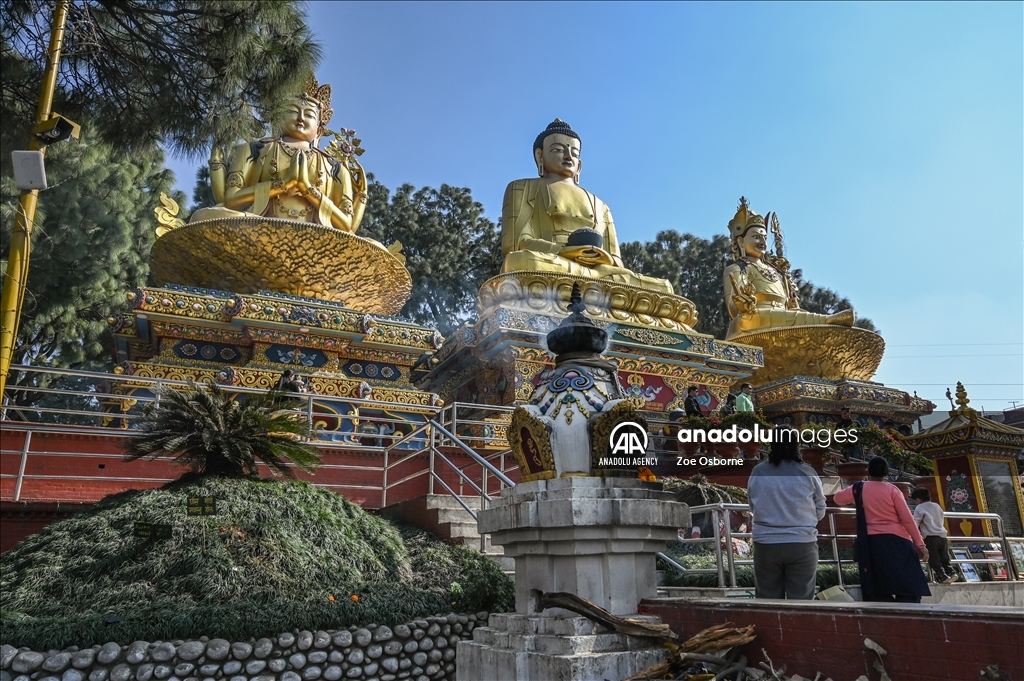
[126,381,320,478]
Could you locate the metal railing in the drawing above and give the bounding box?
[663,502,1022,589]
[2,366,519,538]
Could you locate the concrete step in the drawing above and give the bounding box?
[379,493,515,574]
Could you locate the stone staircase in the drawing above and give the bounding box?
[378,494,514,574]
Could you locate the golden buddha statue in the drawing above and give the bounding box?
[723,197,854,340]
[500,119,672,294]
[189,76,365,232]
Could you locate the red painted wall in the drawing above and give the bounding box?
[640,598,1023,681]
[1,425,519,552]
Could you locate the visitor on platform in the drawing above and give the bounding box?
[833,457,931,603]
[747,426,826,600]
[719,394,738,416]
[736,383,755,412]
[911,488,959,584]
[837,406,855,429]
[276,369,300,392]
[684,387,705,417]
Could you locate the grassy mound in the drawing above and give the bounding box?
[1,475,513,648]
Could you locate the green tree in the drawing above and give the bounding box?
[126,381,321,478]
[359,179,503,335]
[623,229,875,336]
[1,0,319,400]
[622,231,733,338]
[791,269,878,332]
[0,131,179,402]
[192,165,216,211]
[1,0,320,156]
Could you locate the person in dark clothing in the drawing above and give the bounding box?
[276,369,303,393]
[684,386,704,417]
[719,394,737,416]
[836,406,855,430]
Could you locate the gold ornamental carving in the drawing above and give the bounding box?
[150,217,411,314]
[615,327,690,346]
[477,271,697,331]
[509,407,557,482]
[734,325,884,384]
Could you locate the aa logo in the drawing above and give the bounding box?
[610,421,648,455]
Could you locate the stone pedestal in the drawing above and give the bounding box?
[456,614,669,681]
[457,477,689,680]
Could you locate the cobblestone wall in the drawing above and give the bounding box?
[1,612,488,681]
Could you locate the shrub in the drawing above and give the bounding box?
[1,476,513,648]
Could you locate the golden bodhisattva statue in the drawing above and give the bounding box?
[723,197,854,340]
[190,77,365,232]
[501,119,672,293]
[149,76,411,314]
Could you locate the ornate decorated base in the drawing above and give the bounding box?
[754,374,935,429]
[731,325,884,384]
[107,283,442,439]
[478,271,698,331]
[420,302,762,416]
[150,217,411,315]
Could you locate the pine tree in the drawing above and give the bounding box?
[622,231,734,338]
[359,179,503,335]
[0,130,181,400]
[1,0,320,156]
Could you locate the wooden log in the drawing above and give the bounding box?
[537,591,679,640]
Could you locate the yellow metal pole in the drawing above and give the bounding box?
[0,0,71,400]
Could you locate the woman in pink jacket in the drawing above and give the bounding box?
[833,457,931,602]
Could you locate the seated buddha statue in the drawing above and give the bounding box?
[189,76,365,233]
[723,197,854,340]
[501,119,673,294]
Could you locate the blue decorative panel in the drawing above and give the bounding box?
[266,344,329,368]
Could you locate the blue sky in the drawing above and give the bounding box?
[167,1,1023,412]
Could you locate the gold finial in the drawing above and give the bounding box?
[954,381,971,411]
[301,75,334,131]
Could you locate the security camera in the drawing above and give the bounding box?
[32,114,80,145]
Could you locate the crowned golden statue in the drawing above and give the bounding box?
[722,197,884,383]
[723,197,854,340]
[189,76,365,232]
[149,76,411,315]
[500,119,672,293]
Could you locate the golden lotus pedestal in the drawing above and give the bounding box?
[477,272,698,332]
[421,272,763,417]
[731,325,885,385]
[150,217,411,316]
[735,326,934,428]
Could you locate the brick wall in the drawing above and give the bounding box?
[639,598,1023,681]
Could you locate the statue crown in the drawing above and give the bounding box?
[301,75,334,130]
[728,196,766,240]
